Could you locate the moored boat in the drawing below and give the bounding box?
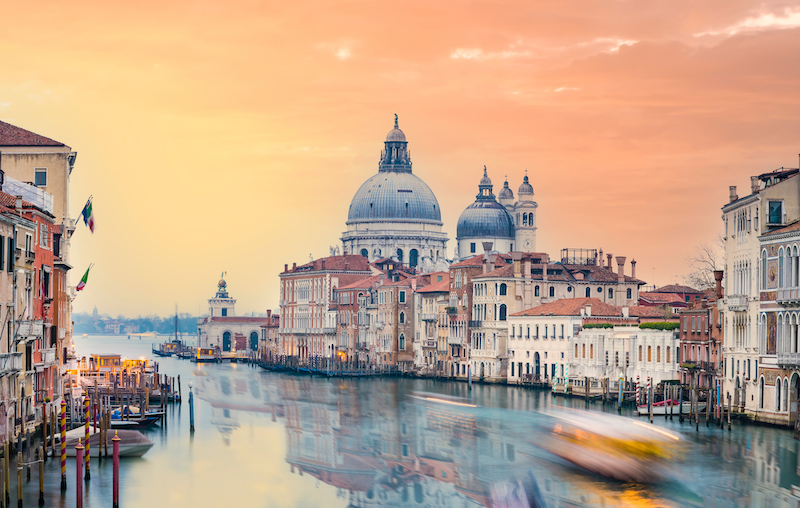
[52,426,154,458]
[636,400,707,415]
[192,347,218,363]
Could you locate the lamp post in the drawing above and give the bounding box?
[188,380,195,433]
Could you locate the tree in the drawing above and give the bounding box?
[684,237,723,290]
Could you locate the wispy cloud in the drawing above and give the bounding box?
[451,37,636,62]
[695,7,800,37]
[554,87,580,92]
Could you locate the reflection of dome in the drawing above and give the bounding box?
[347,172,442,223]
[518,174,533,197]
[457,201,515,239]
[498,180,513,200]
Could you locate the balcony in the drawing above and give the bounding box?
[0,352,23,375]
[727,295,749,311]
[24,250,35,264]
[34,348,56,368]
[16,320,43,338]
[468,321,482,328]
[778,288,800,306]
[423,340,436,348]
[680,361,717,373]
[422,313,438,322]
[778,352,800,368]
[448,336,464,345]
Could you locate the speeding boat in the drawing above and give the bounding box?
[409,391,477,408]
[52,426,154,458]
[636,400,706,416]
[541,408,682,483]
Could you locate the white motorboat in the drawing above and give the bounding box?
[636,399,707,415]
[50,426,154,458]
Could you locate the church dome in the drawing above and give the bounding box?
[518,174,534,198]
[457,201,515,239]
[498,179,514,200]
[386,127,406,142]
[456,167,515,239]
[347,171,442,223]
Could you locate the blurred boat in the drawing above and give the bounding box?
[409,391,476,408]
[636,400,706,415]
[541,409,682,483]
[52,426,153,457]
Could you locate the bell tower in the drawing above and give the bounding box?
[209,273,236,317]
[514,172,538,252]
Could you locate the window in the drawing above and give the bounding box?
[360,249,368,258]
[534,325,538,337]
[627,288,632,299]
[40,224,48,248]
[768,200,783,224]
[0,235,4,271]
[499,283,507,296]
[34,168,47,187]
[399,334,405,349]
[499,304,507,321]
[666,346,671,363]
[657,346,661,362]
[470,243,476,253]
[647,346,652,362]
[409,249,418,267]
[221,308,227,317]
[585,287,591,297]
[399,291,406,303]
[549,286,555,297]
[397,249,404,263]
[560,324,564,338]
[590,344,593,359]
[638,346,642,361]
[763,251,768,289]
[535,286,540,297]
[399,312,405,324]
[582,344,585,358]
[608,288,614,299]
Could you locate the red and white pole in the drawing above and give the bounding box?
[75,439,84,508]
[112,431,120,508]
[635,376,640,404]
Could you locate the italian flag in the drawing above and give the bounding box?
[76,265,91,291]
[81,197,94,233]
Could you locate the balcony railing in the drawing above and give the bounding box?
[468,321,482,328]
[0,352,23,374]
[34,348,56,368]
[16,320,43,338]
[423,340,436,348]
[421,313,438,322]
[727,295,749,311]
[778,352,800,367]
[778,288,800,305]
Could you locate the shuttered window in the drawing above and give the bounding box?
[0,235,4,271]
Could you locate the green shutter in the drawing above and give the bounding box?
[6,237,12,273]
[0,235,4,271]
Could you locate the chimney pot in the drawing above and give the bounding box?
[631,259,637,279]
[585,305,592,317]
[284,264,288,272]
[714,270,724,299]
[292,262,297,270]
[14,196,22,211]
[729,185,738,203]
[616,256,626,283]
[606,253,613,270]
[751,176,760,194]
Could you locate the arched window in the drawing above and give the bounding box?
[410,249,419,267]
[249,332,258,351]
[360,249,368,258]
[399,334,406,350]
[627,288,632,299]
[590,344,593,359]
[784,378,789,411]
[647,346,652,362]
[535,285,540,297]
[585,287,591,297]
[499,283,507,296]
[516,213,520,225]
[638,346,642,361]
[222,331,232,352]
[779,248,784,288]
[549,286,555,297]
[523,214,528,226]
[399,312,405,324]
[777,378,782,411]
[608,288,614,300]
[575,344,578,357]
[666,346,671,363]
[528,213,533,225]
[763,251,768,289]
[499,304,507,321]
[397,249,404,263]
[582,344,585,358]
[657,346,661,362]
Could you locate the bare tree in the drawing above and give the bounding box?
[684,236,724,290]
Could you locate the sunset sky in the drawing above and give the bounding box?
[2,1,799,317]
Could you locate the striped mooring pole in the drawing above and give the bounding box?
[84,398,90,480]
[564,364,569,395]
[646,377,651,405]
[635,376,640,405]
[60,400,67,492]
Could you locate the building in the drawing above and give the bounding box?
[197,277,274,352]
[722,166,800,415]
[677,272,724,389]
[279,255,374,363]
[498,172,538,252]
[341,117,448,272]
[259,311,280,361]
[415,272,449,375]
[507,298,677,387]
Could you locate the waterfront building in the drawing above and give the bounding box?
[415,272,449,375]
[197,276,274,352]
[637,292,690,314]
[677,273,724,389]
[279,255,373,363]
[722,166,800,414]
[259,310,280,360]
[375,277,417,370]
[341,117,448,272]
[447,255,491,379]
[507,298,674,386]
[755,220,800,426]
[335,274,383,363]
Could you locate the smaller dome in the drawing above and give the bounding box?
[386,113,406,142]
[479,165,492,186]
[498,179,513,199]
[518,174,533,196]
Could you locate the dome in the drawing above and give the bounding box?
[386,127,406,142]
[518,174,534,197]
[457,200,515,239]
[498,179,514,200]
[479,165,492,186]
[347,171,442,223]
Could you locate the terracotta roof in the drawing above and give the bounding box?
[0,120,64,146]
[417,275,451,293]
[472,264,514,279]
[338,274,384,290]
[762,220,800,236]
[383,277,413,287]
[511,298,622,317]
[284,254,372,274]
[0,190,38,211]
[655,284,701,294]
[638,292,686,304]
[628,306,668,318]
[562,264,643,284]
[450,253,512,268]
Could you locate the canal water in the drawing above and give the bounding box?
[16,335,800,507]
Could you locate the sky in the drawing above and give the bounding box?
[1,0,799,317]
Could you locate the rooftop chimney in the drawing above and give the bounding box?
[714,270,724,299]
[14,195,22,212]
[606,253,613,270]
[751,176,760,194]
[616,256,626,283]
[630,259,637,279]
[622,306,629,318]
[598,249,603,266]
[482,241,494,254]
[284,264,288,273]
[585,305,592,317]
[292,262,297,270]
[729,185,738,203]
